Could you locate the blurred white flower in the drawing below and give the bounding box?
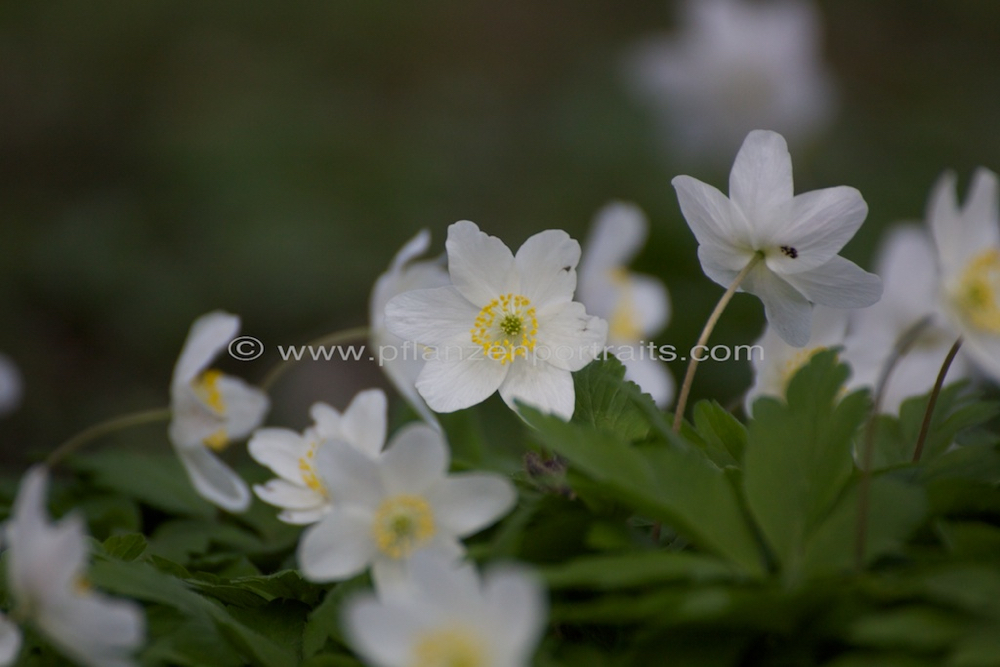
[1,466,144,667]
[384,221,607,419]
[169,311,269,512]
[745,305,850,416]
[844,225,970,413]
[626,0,836,158]
[672,129,881,347]
[343,552,546,667]
[249,389,388,525]
[929,168,1000,381]
[578,202,674,406]
[370,230,450,429]
[0,353,22,417]
[297,422,515,591]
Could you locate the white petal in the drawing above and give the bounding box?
[782,256,883,308]
[482,567,546,659]
[344,595,425,666]
[428,474,516,537]
[728,130,794,228]
[340,389,388,457]
[928,170,962,273]
[253,479,325,511]
[385,286,480,348]
[960,330,1000,383]
[514,229,580,308]
[391,229,432,273]
[171,311,239,388]
[627,274,671,337]
[376,330,443,432]
[742,264,813,347]
[278,507,330,525]
[446,221,517,305]
[0,614,21,666]
[672,175,750,255]
[497,360,575,420]
[764,186,868,273]
[931,169,1000,276]
[415,355,508,414]
[380,424,449,495]
[310,402,342,437]
[174,445,250,512]
[535,302,608,372]
[697,245,744,288]
[247,428,307,483]
[619,354,675,408]
[298,509,377,583]
[579,202,648,287]
[314,439,385,509]
[399,550,480,606]
[38,593,144,667]
[217,375,270,441]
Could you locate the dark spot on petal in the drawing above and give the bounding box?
[780,245,798,259]
[562,266,572,272]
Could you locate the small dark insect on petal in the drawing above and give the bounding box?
[779,245,798,259]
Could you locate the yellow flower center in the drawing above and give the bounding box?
[955,248,1000,333]
[372,494,435,559]
[298,440,327,497]
[607,269,642,342]
[191,369,231,450]
[470,293,538,364]
[412,628,487,667]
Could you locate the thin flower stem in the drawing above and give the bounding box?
[912,336,963,463]
[46,407,172,468]
[672,252,764,433]
[854,316,931,570]
[259,326,371,392]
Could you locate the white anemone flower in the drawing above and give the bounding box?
[578,202,674,406]
[744,305,851,416]
[297,422,516,590]
[928,168,1000,381]
[370,230,450,429]
[0,466,144,667]
[169,311,270,512]
[384,221,608,419]
[844,225,970,413]
[672,129,882,347]
[249,389,388,524]
[626,0,835,158]
[0,353,22,417]
[343,552,546,667]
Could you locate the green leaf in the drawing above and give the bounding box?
[302,578,369,658]
[571,357,656,441]
[847,606,966,651]
[692,399,747,467]
[522,406,764,575]
[541,551,740,590]
[743,350,870,579]
[102,532,147,562]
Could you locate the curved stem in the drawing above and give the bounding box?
[912,336,963,463]
[672,253,763,433]
[46,407,172,468]
[258,326,371,392]
[855,316,931,570]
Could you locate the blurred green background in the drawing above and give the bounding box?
[2,0,998,461]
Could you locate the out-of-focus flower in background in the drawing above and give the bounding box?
[168,311,270,512]
[578,202,674,407]
[625,0,836,159]
[370,231,450,429]
[343,552,546,667]
[844,225,970,413]
[0,353,22,417]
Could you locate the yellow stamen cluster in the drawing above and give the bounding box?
[955,249,1000,333]
[470,293,538,364]
[193,369,231,450]
[371,494,435,559]
[298,441,327,496]
[412,628,486,667]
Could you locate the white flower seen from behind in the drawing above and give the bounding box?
[384,221,608,419]
[0,466,144,667]
[0,353,22,417]
[169,311,270,512]
[578,202,674,406]
[370,230,450,429]
[297,421,516,591]
[672,129,882,347]
[343,552,546,667]
[249,389,388,524]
